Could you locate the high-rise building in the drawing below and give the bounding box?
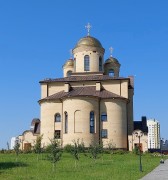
[10,137,17,149]
[147,119,160,149]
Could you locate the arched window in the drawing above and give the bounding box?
[90,111,95,133]
[67,70,72,77]
[84,55,90,71]
[55,113,61,122]
[65,112,68,133]
[101,112,107,121]
[99,57,102,71]
[109,69,114,77]
[34,123,39,133]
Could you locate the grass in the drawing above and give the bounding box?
[0,152,164,180]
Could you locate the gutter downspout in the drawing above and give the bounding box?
[99,98,101,144]
[61,99,63,147]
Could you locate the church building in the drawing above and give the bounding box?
[39,24,134,149]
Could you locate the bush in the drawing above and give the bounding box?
[103,149,111,154]
[133,146,139,155]
[64,144,73,153]
[0,149,15,154]
[23,149,33,154]
[89,141,103,161]
[113,149,127,155]
[44,144,53,153]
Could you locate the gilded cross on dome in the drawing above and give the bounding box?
[109,47,113,57]
[85,23,92,36]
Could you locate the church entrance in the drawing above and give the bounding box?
[24,143,31,151]
[134,143,143,152]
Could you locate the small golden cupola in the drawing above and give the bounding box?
[104,47,121,77]
[63,58,74,77]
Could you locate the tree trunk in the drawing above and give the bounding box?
[52,163,55,172]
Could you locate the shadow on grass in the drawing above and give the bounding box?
[0,162,27,170]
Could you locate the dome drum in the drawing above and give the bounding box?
[104,57,121,77]
[73,46,105,54]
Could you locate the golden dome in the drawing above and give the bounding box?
[74,36,103,48]
[105,57,120,65]
[63,59,74,68]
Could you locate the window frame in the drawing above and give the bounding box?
[101,112,107,122]
[99,56,103,71]
[74,58,76,72]
[109,69,114,77]
[90,111,95,133]
[65,112,68,134]
[84,55,90,71]
[54,130,61,139]
[55,113,61,122]
[67,70,72,77]
[101,129,108,138]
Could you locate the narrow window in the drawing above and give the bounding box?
[101,112,107,121]
[99,57,102,71]
[109,69,114,77]
[54,130,61,139]
[34,123,39,133]
[84,55,90,71]
[101,129,108,138]
[65,112,68,133]
[90,111,95,133]
[55,113,61,122]
[74,58,76,72]
[67,70,72,77]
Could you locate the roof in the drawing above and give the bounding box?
[63,59,74,68]
[134,121,148,133]
[74,36,103,49]
[39,86,127,103]
[31,118,40,126]
[40,75,130,83]
[105,57,120,65]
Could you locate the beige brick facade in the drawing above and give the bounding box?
[39,34,134,150]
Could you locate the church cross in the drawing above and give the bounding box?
[109,47,113,57]
[85,23,92,36]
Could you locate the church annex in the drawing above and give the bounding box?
[39,25,134,149]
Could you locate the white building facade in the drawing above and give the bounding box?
[10,137,18,149]
[147,119,160,149]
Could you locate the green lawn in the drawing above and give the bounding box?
[0,152,163,180]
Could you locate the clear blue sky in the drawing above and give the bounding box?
[0,0,168,149]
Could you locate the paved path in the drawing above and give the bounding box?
[140,159,168,180]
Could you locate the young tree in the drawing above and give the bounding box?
[14,140,20,162]
[89,141,103,163]
[107,140,116,159]
[48,139,62,172]
[70,139,84,168]
[34,135,43,161]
